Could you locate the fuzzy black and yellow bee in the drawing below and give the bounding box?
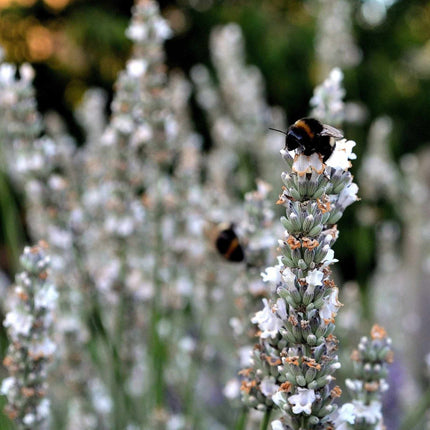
[215,224,245,263]
[205,222,245,263]
[270,117,344,162]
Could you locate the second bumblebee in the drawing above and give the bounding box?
[215,224,245,263]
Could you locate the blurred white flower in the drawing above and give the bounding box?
[272,391,287,409]
[260,376,279,397]
[19,63,35,82]
[131,123,153,145]
[36,398,50,418]
[0,377,15,395]
[230,317,244,336]
[345,378,363,392]
[353,400,382,424]
[310,67,345,125]
[153,18,172,40]
[126,23,149,42]
[89,379,113,415]
[271,420,284,430]
[126,59,148,77]
[223,378,241,399]
[23,413,36,426]
[336,400,382,426]
[4,309,33,337]
[239,346,253,367]
[28,337,56,358]
[337,402,355,424]
[0,64,15,83]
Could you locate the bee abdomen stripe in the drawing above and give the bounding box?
[225,237,239,259]
[295,120,314,138]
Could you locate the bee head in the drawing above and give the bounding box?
[286,125,310,151]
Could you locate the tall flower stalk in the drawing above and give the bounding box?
[310,67,345,128]
[0,54,102,427]
[241,128,358,429]
[191,23,286,196]
[336,325,393,429]
[1,242,58,430]
[315,0,361,78]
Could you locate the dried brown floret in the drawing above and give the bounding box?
[370,324,387,340]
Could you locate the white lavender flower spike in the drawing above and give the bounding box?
[2,242,57,429]
[310,67,346,127]
[335,325,393,430]
[315,0,361,77]
[240,120,358,429]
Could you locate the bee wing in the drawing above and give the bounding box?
[320,124,344,140]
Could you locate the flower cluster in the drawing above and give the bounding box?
[1,242,58,430]
[310,67,346,127]
[0,50,103,426]
[0,1,179,427]
[0,58,42,183]
[191,22,286,195]
[359,118,423,413]
[240,128,358,429]
[124,0,176,185]
[336,325,393,429]
[223,180,280,403]
[358,116,399,204]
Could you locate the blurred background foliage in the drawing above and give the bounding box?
[0,0,429,313]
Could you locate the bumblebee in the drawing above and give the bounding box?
[270,117,344,161]
[205,222,245,263]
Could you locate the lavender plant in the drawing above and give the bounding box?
[223,180,280,402]
[191,23,286,195]
[310,67,345,128]
[309,68,362,375]
[0,57,42,184]
[0,50,102,428]
[240,130,358,429]
[1,242,58,430]
[358,116,399,204]
[358,121,427,413]
[0,1,178,426]
[75,1,182,424]
[336,325,393,429]
[315,0,361,78]
[1,1,248,427]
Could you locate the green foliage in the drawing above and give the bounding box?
[0,173,24,274]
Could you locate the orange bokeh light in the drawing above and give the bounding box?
[0,0,37,8]
[26,25,53,61]
[43,0,70,11]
